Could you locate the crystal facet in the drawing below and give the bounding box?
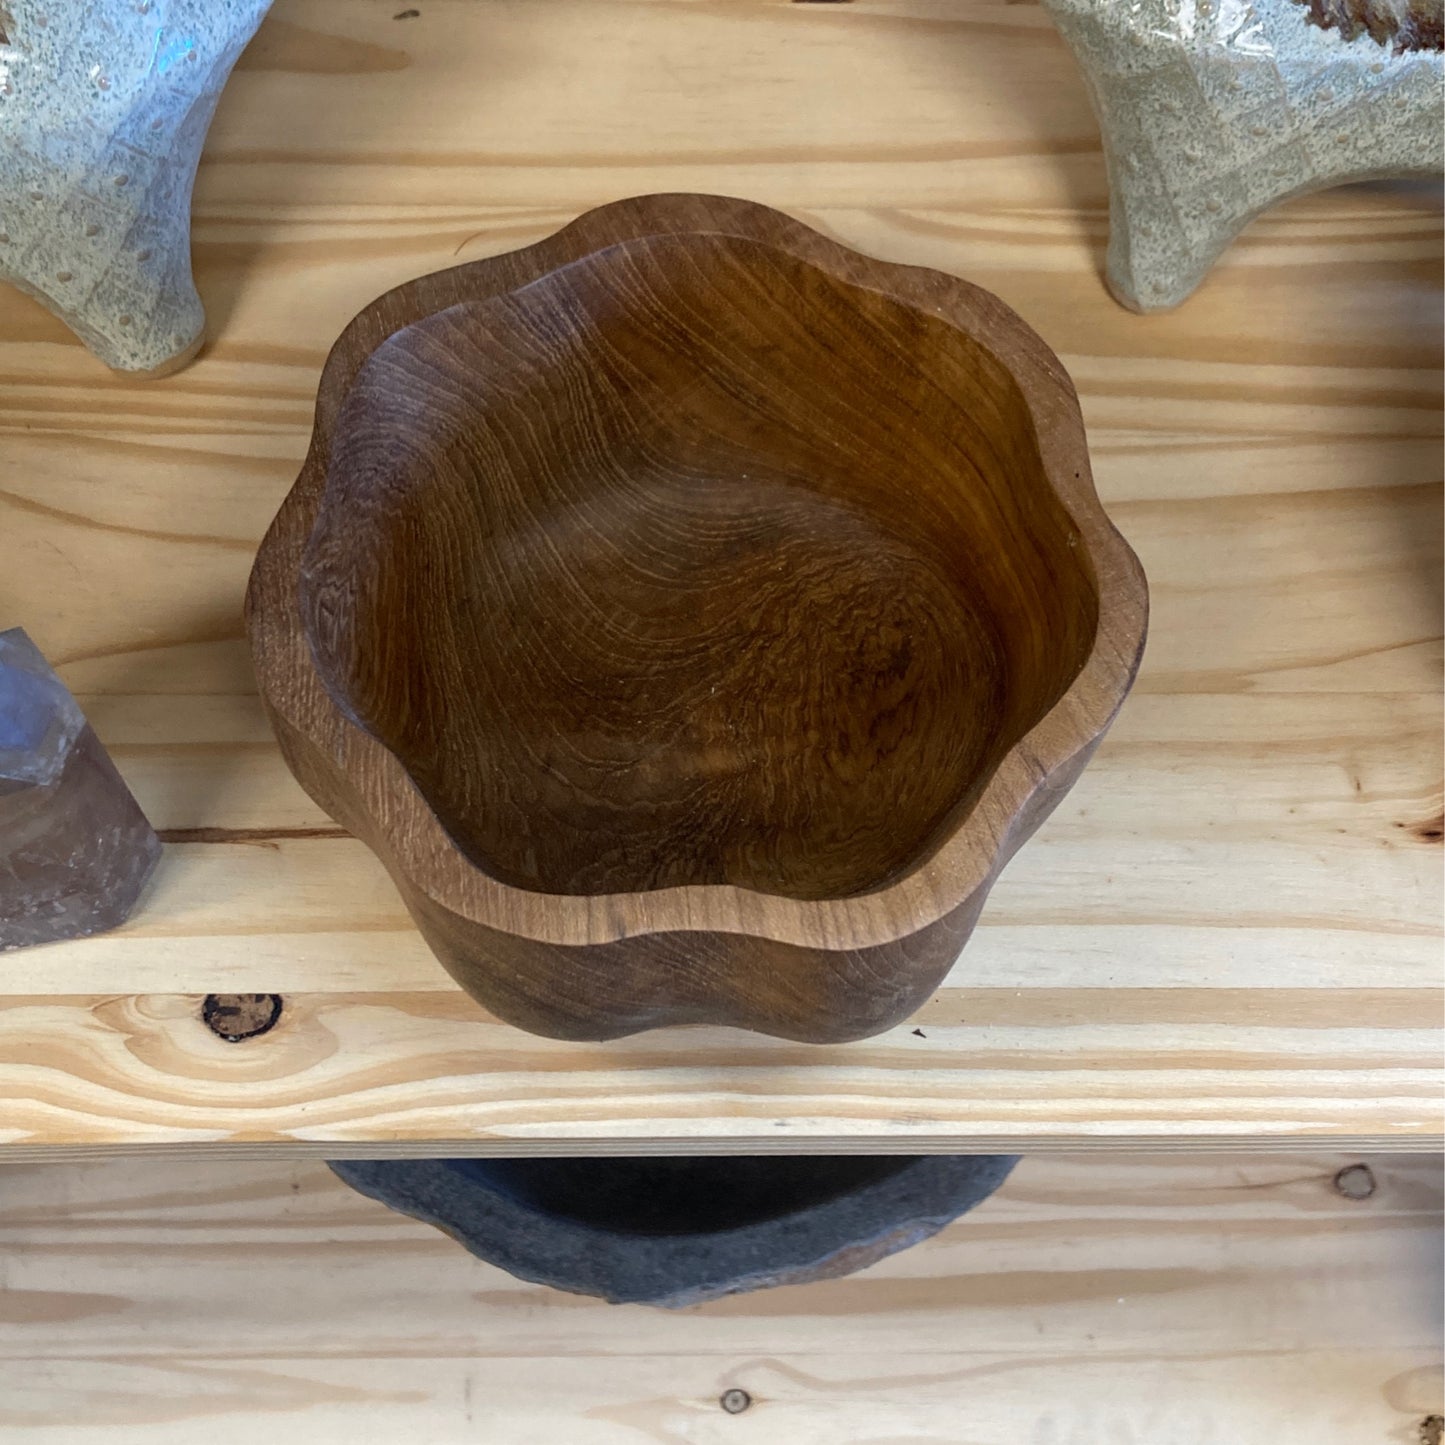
[0,628,160,951]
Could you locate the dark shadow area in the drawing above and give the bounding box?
[453,1156,912,1237]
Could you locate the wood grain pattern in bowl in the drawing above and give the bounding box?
[246,194,1148,1043]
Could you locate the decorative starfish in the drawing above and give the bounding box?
[0,0,272,374]
[1041,0,1444,310]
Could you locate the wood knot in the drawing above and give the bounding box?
[202,993,283,1042]
[1332,1163,1376,1200]
[1394,813,1444,845]
[1421,1416,1443,1445]
[719,1389,752,1414]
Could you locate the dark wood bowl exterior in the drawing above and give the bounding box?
[246,194,1148,1043]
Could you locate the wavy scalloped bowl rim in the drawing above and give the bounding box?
[248,194,1148,952]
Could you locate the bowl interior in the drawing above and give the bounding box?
[301,232,1099,901]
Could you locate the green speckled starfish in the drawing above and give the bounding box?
[0,0,271,372]
[1042,0,1443,310]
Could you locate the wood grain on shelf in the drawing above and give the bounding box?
[0,0,1440,1154]
[0,1153,1439,1441]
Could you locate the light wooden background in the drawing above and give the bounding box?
[0,0,1441,1156]
[0,1152,1438,1441]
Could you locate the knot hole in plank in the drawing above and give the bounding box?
[202,993,283,1042]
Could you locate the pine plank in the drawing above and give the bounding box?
[0,1153,1438,1441]
[0,0,1440,1155]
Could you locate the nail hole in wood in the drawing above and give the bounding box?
[203,993,283,1042]
[720,1389,752,1414]
[1332,1163,1376,1200]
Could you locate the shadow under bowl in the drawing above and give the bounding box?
[329,1153,1021,1307]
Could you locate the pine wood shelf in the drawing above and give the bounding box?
[1,1152,1439,1439]
[0,0,1439,1158]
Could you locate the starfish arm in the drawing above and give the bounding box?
[0,0,271,373]
[1043,0,1444,311]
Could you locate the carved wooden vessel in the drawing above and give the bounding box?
[247,194,1148,1042]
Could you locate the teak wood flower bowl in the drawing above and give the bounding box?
[246,194,1148,1043]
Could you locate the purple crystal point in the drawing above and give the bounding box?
[1,628,160,951]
